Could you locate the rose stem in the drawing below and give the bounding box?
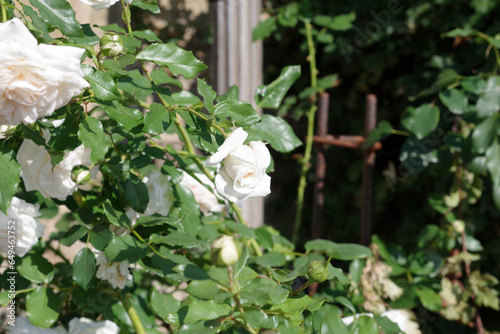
[292,20,318,244]
[122,294,146,334]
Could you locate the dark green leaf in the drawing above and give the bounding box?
[28,0,82,37]
[252,17,277,41]
[181,299,231,324]
[472,114,499,154]
[327,243,371,261]
[243,308,278,329]
[313,12,356,31]
[60,224,88,246]
[90,224,113,250]
[104,102,143,131]
[137,43,207,79]
[197,78,217,114]
[132,29,162,42]
[123,174,149,213]
[150,231,202,248]
[26,287,61,328]
[78,116,110,163]
[0,148,21,214]
[255,65,301,109]
[105,235,148,263]
[17,254,55,284]
[402,104,440,140]
[477,89,500,118]
[247,114,302,152]
[143,103,171,135]
[73,247,95,290]
[416,286,442,311]
[186,280,221,300]
[363,120,393,149]
[151,291,181,326]
[255,252,288,267]
[400,137,438,174]
[82,65,122,101]
[355,316,379,334]
[439,89,468,115]
[131,0,160,13]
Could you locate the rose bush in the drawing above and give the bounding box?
[0,18,89,126]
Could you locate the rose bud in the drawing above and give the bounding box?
[307,260,330,283]
[71,165,91,184]
[99,34,123,57]
[210,235,241,267]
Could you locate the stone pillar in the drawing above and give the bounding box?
[212,0,264,227]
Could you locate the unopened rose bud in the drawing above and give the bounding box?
[100,34,123,57]
[71,165,91,184]
[452,220,465,234]
[307,260,329,283]
[210,235,240,267]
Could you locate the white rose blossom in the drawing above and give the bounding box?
[180,171,225,214]
[0,18,89,126]
[143,170,175,216]
[8,316,119,334]
[206,128,271,202]
[0,197,45,257]
[17,134,93,201]
[94,250,132,289]
[78,0,132,10]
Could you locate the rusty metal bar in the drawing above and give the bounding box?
[360,94,377,245]
[312,92,329,240]
[313,135,382,151]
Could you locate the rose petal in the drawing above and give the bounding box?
[215,171,243,202]
[248,174,271,198]
[206,128,248,165]
[248,141,271,170]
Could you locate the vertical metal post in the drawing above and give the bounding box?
[312,92,329,239]
[360,94,377,245]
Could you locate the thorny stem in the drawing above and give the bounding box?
[292,20,318,244]
[0,0,7,23]
[122,294,146,334]
[227,267,258,334]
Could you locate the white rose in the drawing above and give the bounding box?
[0,124,15,139]
[78,0,132,10]
[94,250,132,289]
[0,18,89,126]
[17,135,93,201]
[144,170,175,216]
[0,197,45,257]
[206,128,271,202]
[68,317,120,334]
[180,171,225,214]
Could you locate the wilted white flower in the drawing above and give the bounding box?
[342,310,421,334]
[94,250,132,289]
[0,197,45,257]
[206,128,271,202]
[0,18,89,126]
[210,235,240,267]
[17,135,93,201]
[144,170,175,216]
[180,171,225,214]
[78,0,131,10]
[68,317,120,334]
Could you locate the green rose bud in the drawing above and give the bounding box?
[71,165,91,184]
[100,34,123,57]
[307,260,329,283]
[210,235,241,267]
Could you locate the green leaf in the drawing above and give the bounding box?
[26,287,61,328]
[255,252,288,267]
[252,17,277,41]
[143,103,171,135]
[477,89,500,118]
[318,316,349,334]
[327,264,349,285]
[243,308,278,329]
[402,104,440,139]
[416,286,442,311]
[73,247,95,290]
[278,3,298,27]
[151,291,181,326]
[60,224,88,246]
[123,174,149,213]
[335,296,356,315]
[104,201,132,228]
[151,68,183,88]
[137,43,207,79]
[439,89,468,115]
[78,116,110,163]
[214,99,260,127]
[327,243,371,261]
[313,12,356,31]
[105,235,148,263]
[17,254,55,284]
[240,278,289,306]
[82,65,122,101]
[461,77,487,94]
[90,224,113,250]
[181,299,232,324]
[256,65,301,109]
[28,0,82,37]
[355,316,379,334]
[0,148,21,214]
[472,114,499,154]
[186,280,221,300]
[104,102,143,131]
[172,91,202,106]
[151,231,202,248]
[197,78,217,114]
[131,0,160,13]
[132,29,162,42]
[363,120,393,149]
[247,114,302,152]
